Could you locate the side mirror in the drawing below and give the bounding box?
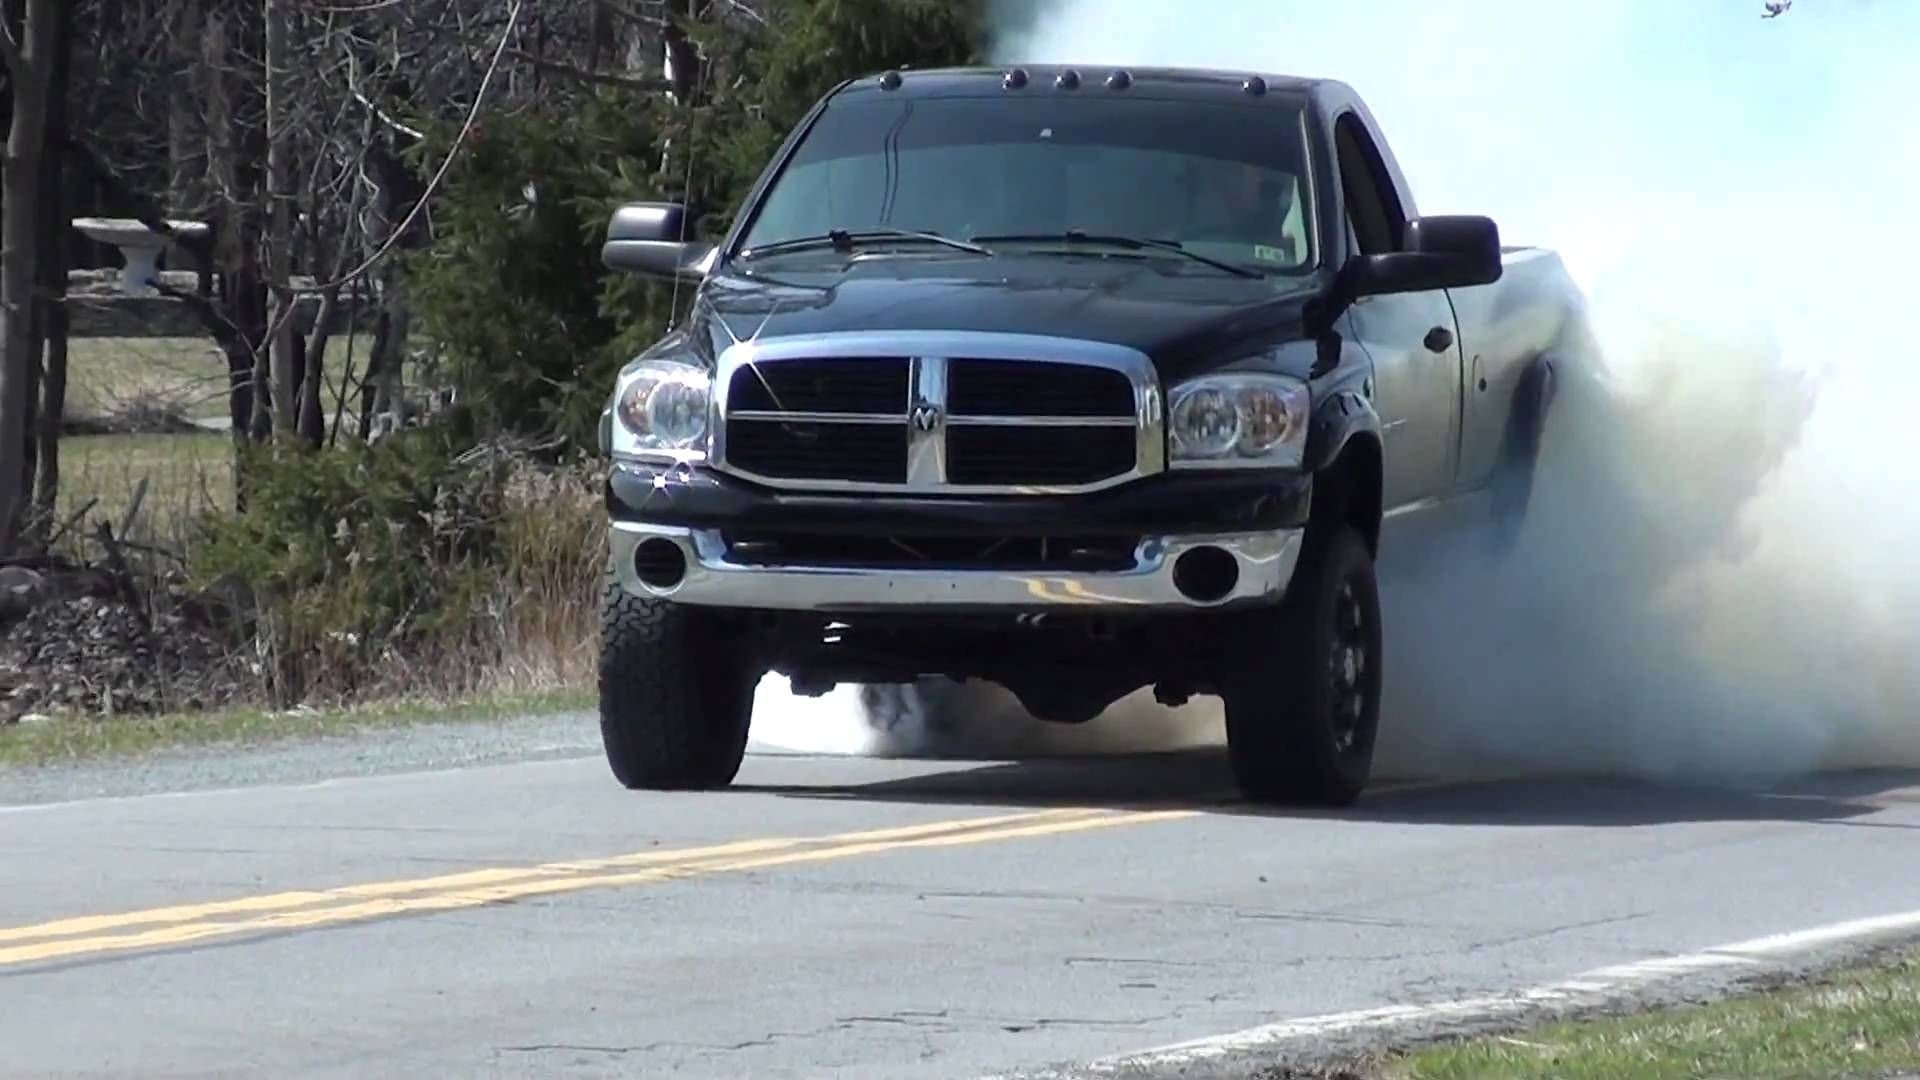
[601,202,714,281]
[1349,214,1503,297]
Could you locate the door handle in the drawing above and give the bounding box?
[1423,326,1454,353]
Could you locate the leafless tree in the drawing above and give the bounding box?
[58,2,513,461]
[32,0,769,517]
[0,0,66,554]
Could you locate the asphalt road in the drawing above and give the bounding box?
[5,727,1920,1080]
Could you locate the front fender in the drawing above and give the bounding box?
[1303,386,1384,474]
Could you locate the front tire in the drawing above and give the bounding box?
[1221,524,1383,807]
[597,575,757,790]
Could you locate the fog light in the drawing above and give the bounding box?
[632,538,688,590]
[1172,546,1238,603]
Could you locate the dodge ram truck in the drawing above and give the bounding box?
[593,64,1590,806]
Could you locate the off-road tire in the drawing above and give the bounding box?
[1488,357,1555,555]
[1221,523,1383,807]
[1487,428,1537,556]
[597,574,757,790]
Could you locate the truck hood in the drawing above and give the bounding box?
[674,253,1326,383]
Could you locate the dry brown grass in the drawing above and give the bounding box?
[485,462,607,693]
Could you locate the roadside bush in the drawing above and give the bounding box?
[184,429,600,707]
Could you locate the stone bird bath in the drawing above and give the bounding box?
[70,217,211,294]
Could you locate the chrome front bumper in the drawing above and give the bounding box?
[608,521,1303,612]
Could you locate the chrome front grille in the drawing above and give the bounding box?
[712,331,1165,494]
[720,531,1142,572]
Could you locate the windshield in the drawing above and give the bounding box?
[736,91,1317,277]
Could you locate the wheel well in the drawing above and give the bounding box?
[1311,434,1383,556]
[1509,353,1556,459]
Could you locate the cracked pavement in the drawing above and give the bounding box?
[3,734,1920,1079]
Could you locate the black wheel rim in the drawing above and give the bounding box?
[1326,575,1370,753]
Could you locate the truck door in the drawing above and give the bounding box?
[1332,114,1463,513]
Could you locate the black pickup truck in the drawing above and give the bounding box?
[594,64,1592,806]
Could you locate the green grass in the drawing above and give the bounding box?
[54,334,438,545]
[0,688,593,767]
[65,335,376,425]
[66,337,231,422]
[1381,949,1920,1080]
[55,431,233,544]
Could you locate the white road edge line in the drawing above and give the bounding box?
[989,907,1920,1078]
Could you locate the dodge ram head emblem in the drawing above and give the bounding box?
[910,404,943,432]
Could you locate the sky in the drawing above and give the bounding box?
[990,0,1918,301]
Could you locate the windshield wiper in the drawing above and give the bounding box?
[740,228,993,259]
[970,230,1263,279]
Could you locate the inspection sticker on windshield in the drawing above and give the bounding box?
[1253,244,1290,264]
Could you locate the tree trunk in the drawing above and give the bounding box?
[28,0,72,542]
[2,0,29,535]
[167,0,200,212]
[19,279,38,528]
[0,0,58,553]
[298,288,337,447]
[33,315,65,527]
[359,306,390,442]
[358,134,421,442]
[263,0,298,439]
[202,10,271,450]
[360,314,412,442]
[662,0,705,104]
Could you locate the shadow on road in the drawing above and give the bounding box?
[735,751,1920,828]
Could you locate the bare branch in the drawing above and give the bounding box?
[503,47,669,93]
[595,1,670,31]
[283,0,527,296]
[344,48,424,140]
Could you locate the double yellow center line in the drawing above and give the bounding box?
[0,805,1197,970]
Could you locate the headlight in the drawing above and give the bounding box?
[610,358,710,462]
[1168,372,1310,469]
